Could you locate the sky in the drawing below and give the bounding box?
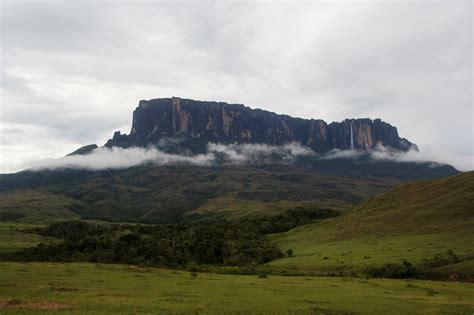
[0,0,472,172]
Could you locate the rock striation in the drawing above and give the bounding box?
[104,97,416,153]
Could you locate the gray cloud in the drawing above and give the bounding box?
[1,1,472,172]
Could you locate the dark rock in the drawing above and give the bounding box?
[67,144,98,156]
[104,97,416,153]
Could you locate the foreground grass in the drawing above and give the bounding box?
[0,262,473,314]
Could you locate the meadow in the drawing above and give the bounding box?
[269,231,473,275]
[0,173,472,313]
[0,262,473,314]
[0,223,53,255]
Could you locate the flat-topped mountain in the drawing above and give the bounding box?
[103,97,416,153]
[1,97,458,224]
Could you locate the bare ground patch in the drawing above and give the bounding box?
[0,299,73,310]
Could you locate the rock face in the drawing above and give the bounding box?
[67,144,98,156]
[105,97,416,153]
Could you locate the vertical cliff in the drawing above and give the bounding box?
[105,97,416,153]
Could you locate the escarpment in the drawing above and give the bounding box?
[104,97,416,153]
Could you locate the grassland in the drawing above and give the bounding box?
[0,262,473,314]
[0,172,472,313]
[269,172,474,274]
[0,190,80,224]
[0,223,53,255]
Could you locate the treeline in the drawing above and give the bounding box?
[241,207,339,234]
[14,220,284,268]
[366,250,473,282]
[9,207,340,269]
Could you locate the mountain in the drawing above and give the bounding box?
[269,171,474,274]
[103,97,416,153]
[0,97,459,224]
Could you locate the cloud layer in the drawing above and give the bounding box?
[22,142,460,172]
[321,144,463,169]
[24,143,315,171]
[1,1,472,171]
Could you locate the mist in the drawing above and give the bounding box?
[19,140,469,172]
[23,143,315,171]
[321,144,468,170]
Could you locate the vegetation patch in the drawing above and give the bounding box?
[12,220,283,268]
[0,299,73,310]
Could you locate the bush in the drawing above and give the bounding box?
[366,260,419,279]
[422,250,460,268]
[0,211,25,221]
[286,249,294,257]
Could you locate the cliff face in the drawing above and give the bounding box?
[105,97,416,153]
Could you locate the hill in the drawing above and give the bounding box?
[269,171,474,274]
[0,157,458,224]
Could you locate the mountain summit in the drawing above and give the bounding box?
[102,97,416,153]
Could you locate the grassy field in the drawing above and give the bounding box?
[0,223,53,255]
[269,231,473,274]
[269,172,474,274]
[0,262,472,314]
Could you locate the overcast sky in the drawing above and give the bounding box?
[1,0,472,172]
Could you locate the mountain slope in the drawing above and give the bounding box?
[0,190,80,224]
[269,171,474,273]
[0,157,459,224]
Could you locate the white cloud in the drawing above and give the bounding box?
[22,141,471,172]
[321,144,473,171]
[22,143,314,171]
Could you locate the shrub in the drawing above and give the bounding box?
[366,260,419,279]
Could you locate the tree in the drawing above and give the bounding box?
[286,248,294,257]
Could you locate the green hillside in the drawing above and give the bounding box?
[269,171,474,274]
[0,157,458,224]
[0,190,80,224]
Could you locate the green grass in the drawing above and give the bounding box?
[269,172,474,274]
[427,260,474,279]
[0,262,472,314]
[269,232,473,274]
[0,223,52,255]
[0,190,80,224]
